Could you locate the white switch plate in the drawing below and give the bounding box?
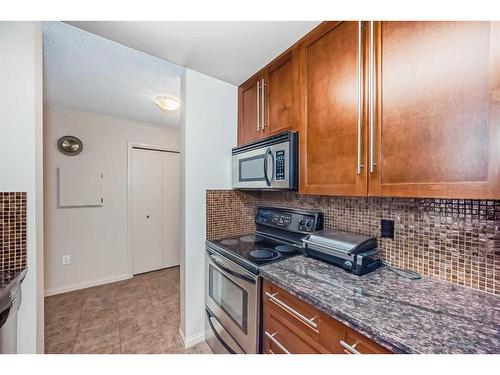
[62,255,71,265]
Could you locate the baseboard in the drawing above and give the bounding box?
[44,273,132,296]
[179,327,206,348]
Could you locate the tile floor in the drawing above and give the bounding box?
[44,266,212,354]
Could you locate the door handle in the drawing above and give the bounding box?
[265,331,290,354]
[369,21,376,174]
[263,147,273,187]
[265,292,318,329]
[207,250,256,284]
[256,81,261,131]
[261,78,266,130]
[206,308,237,354]
[340,340,361,354]
[356,21,364,175]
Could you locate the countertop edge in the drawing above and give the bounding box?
[260,270,418,354]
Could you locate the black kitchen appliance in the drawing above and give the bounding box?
[302,229,381,276]
[205,206,323,354]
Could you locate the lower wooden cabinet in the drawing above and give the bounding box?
[262,279,391,354]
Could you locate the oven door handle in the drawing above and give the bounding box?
[263,147,273,187]
[207,251,256,284]
[206,308,238,354]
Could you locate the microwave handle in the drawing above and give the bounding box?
[263,147,273,186]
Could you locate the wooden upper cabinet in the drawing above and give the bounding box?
[238,74,262,145]
[237,50,298,145]
[298,21,368,196]
[262,50,298,136]
[369,21,500,199]
[237,21,499,199]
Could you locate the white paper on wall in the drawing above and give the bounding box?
[58,167,103,207]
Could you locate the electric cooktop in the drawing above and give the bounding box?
[206,207,324,275]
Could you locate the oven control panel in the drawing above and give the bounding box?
[256,207,323,233]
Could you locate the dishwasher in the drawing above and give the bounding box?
[0,282,22,354]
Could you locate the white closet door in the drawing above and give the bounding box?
[131,148,165,274]
[162,152,180,268]
[131,147,180,275]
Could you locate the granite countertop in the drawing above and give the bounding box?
[0,268,27,301]
[260,256,500,354]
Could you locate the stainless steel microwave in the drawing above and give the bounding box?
[232,131,298,190]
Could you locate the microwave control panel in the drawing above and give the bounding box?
[256,208,323,233]
[275,150,285,180]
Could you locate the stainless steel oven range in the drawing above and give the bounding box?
[205,206,323,354]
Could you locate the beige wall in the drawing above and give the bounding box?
[44,105,180,295]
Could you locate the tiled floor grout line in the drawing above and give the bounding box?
[142,274,170,347]
[71,290,85,354]
[116,289,122,354]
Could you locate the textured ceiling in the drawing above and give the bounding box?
[65,21,321,85]
[43,22,184,127]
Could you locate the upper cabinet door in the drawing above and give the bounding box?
[238,75,263,145]
[298,21,368,196]
[262,50,298,136]
[369,21,500,199]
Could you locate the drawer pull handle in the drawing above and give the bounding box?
[340,340,361,354]
[266,292,318,329]
[265,331,290,354]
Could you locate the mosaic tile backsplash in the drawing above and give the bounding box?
[206,190,500,295]
[0,192,27,271]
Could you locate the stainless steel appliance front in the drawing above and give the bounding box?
[205,247,260,354]
[232,131,297,190]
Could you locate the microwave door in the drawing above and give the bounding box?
[232,148,268,188]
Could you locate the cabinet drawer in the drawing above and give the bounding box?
[340,327,392,354]
[262,279,392,354]
[263,306,328,354]
[263,280,323,342]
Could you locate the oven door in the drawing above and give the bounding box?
[205,247,259,354]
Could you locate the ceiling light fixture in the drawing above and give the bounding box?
[155,95,180,111]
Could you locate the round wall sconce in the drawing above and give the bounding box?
[57,136,83,156]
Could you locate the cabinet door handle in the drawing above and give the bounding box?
[357,20,364,175]
[369,20,376,174]
[261,78,266,130]
[265,292,318,329]
[340,340,361,354]
[265,331,290,354]
[256,81,261,131]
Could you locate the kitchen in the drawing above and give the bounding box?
[204,20,500,355]
[0,0,499,372]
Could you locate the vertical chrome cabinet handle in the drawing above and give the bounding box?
[357,21,363,175]
[256,81,261,131]
[265,331,290,354]
[261,78,266,130]
[340,340,361,354]
[369,20,376,174]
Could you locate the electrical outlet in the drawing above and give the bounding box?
[381,219,395,239]
[62,255,71,265]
